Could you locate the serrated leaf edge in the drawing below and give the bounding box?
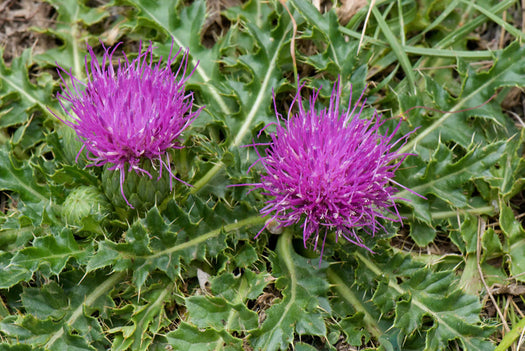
[44,271,126,349]
[356,251,486,350]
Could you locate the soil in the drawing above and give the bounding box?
[0,0,56,63]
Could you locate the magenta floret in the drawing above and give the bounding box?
[248,80,415,256]
[52,42,202,207]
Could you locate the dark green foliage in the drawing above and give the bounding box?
[0,0,523,350]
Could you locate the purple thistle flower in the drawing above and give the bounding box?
[52,42,202,208]
[247,79,417,257]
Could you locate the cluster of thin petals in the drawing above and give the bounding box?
[247,80,414,256]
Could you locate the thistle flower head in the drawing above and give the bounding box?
[53,42,202,207]
[249,80,414,256]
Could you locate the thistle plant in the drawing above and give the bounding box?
[247,80,416,257]
[52,42,202,208]
[1,1,516,349]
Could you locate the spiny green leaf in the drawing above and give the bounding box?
[165,322,243,351]
[400,41,524,153]
[86,201,263,291]
[0,228,92,288]
[0,252,33,290]
[0,149,49,204]
[499,201,525,283]
[0,270,123,350]
[0,219,34,251]
[186,295,258,331]
[107,283,174,351]
[211,269,270,302]
[291,0,361,76]
[20,281,69,320]
[482,128,525,201]
[481,228,503,261]
[397,141,505,225]
[0,0,517,349]
[220,1,293,143]
[359,250,494,350]
[328,267,387,343]
[339,313,371,347]
[454,213,479,255]
[286,0,369,110]
[0,49,55,128]
[250,230,329,351]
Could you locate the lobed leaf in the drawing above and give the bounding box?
[186,295,258,331]
[330,249,494,350]
[0,149,49,205]
[0,270,124,350]
[165,322,243,351]
[0,228,92,289]
[249,230,330,351]
[0,49,55,128]
[400,42,524,154]
[397,140,505,227]
[86,200,263,291]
